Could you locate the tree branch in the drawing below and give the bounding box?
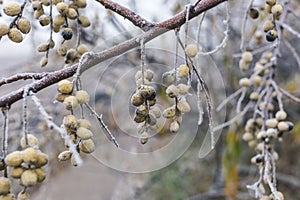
[0,0,227,108]
[96,0,155,31]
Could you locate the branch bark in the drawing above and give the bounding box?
[0,0,227,108]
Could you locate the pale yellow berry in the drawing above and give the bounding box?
[78,16,90,27]
[265,3,272,13]
[58,79,73,94]
[178,64,189,78]
[35,152,48,167]
[56,2,68,14]
[53,14,65,26]
[248,140,257,148]
[140,131,148,144]
[135,105,149,117]
[8,28,23,43]
[63,115,77,130]
[254,63,264,73]
[39,14,51,26]
[185,44,198,57]
[52,0,62,5]
[177,83,189,95]
[0,194,15,200]
[252,75,262,87]
[35,168,46,182]
[64,96,78,110]
[22,147,38,164]
[61,27,73,40]
[76,127,93,139]
[170,121,180,133]
[77,44,88,55]
[20,134,39,149]
[21,170,38,187]
[242,51,253,63]
[65,49,78,63]
[76,0,87,8]
[239,77,251,87]
[0,177,10,195]
[66,8,78,19]
[58,151,72,161]
[17,18,31,34]
[38,43,49,52]
[32,1,42,10]
[271,4,283,20]
[239,59,249,71]
[40,56,48,67]
[162,71,175,85]
[4,2,21,16]
[277,121,294,132]
[242,132,253,142]
[0,22,9,37]
[34,9,44,19]
[41,0,50,6]
[5,151,23,167]
[263,20,275,32]
[266,0,276,6]
[275,110,287,121]
[266,118,278,128]
[57,45,68,56]
[78,119,91,129]
[177,100,191,113]
[250,92,259,101]
[163,107,176,119]
[79,139,95,153]
[11,167,25,179]
[17,191,29,200]
[166,84,179,98]
[75,90,89,104]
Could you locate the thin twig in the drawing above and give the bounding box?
[198,2,229,55]
[30,92,82,166]
[216,87,244,112]
[284,40,300,69]
[0,72,48,87]
[1,107,9,177]
[280,87,300,104]
[85,103,119,148]
[240,0,254,51]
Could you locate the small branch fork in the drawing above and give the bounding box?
[0,0,227,108]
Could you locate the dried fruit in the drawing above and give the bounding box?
[75,90,89,104]
[170,121,180,133]
[58,151,72,161]
[40,56,48,67]
[77,44,88,55]
[35,168,46,182]
[178,64,189,78]
[140,131,148,144]
[58,79,73,94]
[177,100,191,113]
[76,127,93,139]
[11,167,24,179]
[22,147,38,164]
[239,77,251,87]
[78,16,91,27]
[263,20,275,32]
[4,2,21,16]
[185,44,198,57]
[166,84,179,98]
[275,110,287,121]
[20,134,39,149]
[163,107,176,119]
[66,8,78,19]
[5,151,23,167]
[0,177,10,195]
[17,191,29,200]
[177,83,189,95]
[242,51,253,63]
[56,2,68,14]
[39,14,51,26]
[78,119,91,129]
[79,139,95,153]
[248,8,259,19]
[0,22,9,37]
[21,170,38,187]
[131,92,145,107]
[63,115,78,130]
[271,4,283,20]
[266,30,278,42]
[8,28,23,43]
[17,18,31,34]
